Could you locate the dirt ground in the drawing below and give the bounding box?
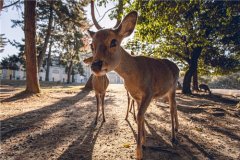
[1,83,240,160]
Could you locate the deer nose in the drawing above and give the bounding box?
[91,60,103,72]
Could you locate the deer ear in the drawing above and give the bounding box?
[116,11,138,38]
[88,30,95,38]
[83,56,93,64]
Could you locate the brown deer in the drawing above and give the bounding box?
[83,57,109,124]
[89,3,179,159]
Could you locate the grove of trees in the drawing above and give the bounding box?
[1,0,239,94]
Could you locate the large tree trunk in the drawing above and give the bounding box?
[37,1,53,70]
[67,61,73,84]
[0,1,3,11]
[45,38,53,81]
[192,69,199,91]
[182,47,202,94]
[84,74,93,90]
[24,0,40,93]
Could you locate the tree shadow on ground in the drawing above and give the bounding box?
[1,89,91,141]
[1,90,36,103]
[191,93,238,105]
[1,88,119,160]
[138,92,239,160]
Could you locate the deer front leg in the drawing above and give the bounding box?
[168,91,178,143]
[95,94,100,124]
[136,95,152,160]
[101,93,106,122]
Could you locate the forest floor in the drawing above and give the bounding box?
[1,82,240,160]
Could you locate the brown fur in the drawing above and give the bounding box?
[88,11,179,159]
[83,57,109,124]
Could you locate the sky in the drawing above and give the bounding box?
[0,1,124,60]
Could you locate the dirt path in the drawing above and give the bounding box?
[1,84,240,160]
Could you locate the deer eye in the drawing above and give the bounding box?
[110,39,117,48]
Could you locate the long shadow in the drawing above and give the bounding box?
[0,89,91,141]
[178,132,214,160]
[177,104,205,114]
[207,125,240,141]
[125,119,137,141]
[143,120,183,160]
[191,93,238,105]
[1,90,34,102]
[58,121,104,160]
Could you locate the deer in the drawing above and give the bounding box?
[89,2,179,159]
[199,83,211,94]
[83,57,109,124]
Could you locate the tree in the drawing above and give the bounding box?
[24,0,40,93]
[10,0,89,72]
[0,54,23,70]
[37,0,54,70]
[126,1,239,94]
[59,31,84,83]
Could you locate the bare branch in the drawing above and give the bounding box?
[90,0,102,30]
[97,6,117,23]
[2,0,20,9]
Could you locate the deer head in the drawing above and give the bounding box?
[88,11,138,76]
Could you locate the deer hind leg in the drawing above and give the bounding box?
[168,90,178,143]
[95,94,100,124]
[125,91,131,120]
[132,100,137,121]
[101,93,106,122]
[136,95,152,160]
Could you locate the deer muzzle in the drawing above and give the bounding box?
[91,60,103,72]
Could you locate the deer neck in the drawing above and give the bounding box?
[114,47,137,82]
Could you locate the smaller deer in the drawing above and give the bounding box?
[199,83,211,94]
[83,57,109,124]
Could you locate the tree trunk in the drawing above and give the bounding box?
[45,38,53,81]
[24,0,40,93]
[0,0,3,11]
[182,47,202,94]
[72,72,75,83]
[84,74,93,90]
[67,61,73,84]
[37,1,53,70]
[192,69,199,91]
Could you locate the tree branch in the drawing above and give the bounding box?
[97,6,117,23]
[2,0,20,9]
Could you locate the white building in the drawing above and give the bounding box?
[1,55,123,84]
